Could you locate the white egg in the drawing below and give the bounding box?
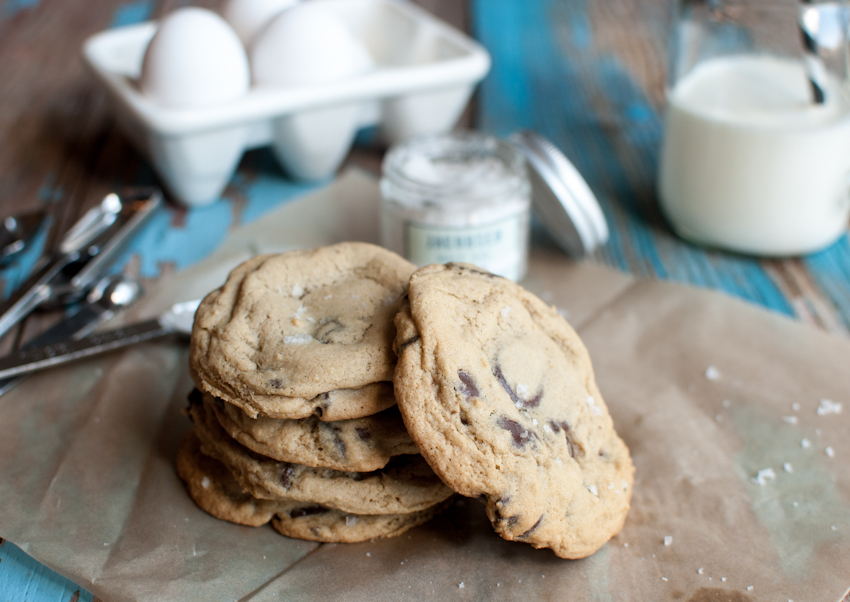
[141,7,250,108]
[222,0,300,47]
[251,3,373,86]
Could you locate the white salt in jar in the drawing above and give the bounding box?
[380,131,532,281]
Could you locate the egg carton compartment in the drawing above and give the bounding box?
[82,0,491,207]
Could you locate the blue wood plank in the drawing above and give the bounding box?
[109,0,152,28]
[0,539,95,602]
[805,237,850,328]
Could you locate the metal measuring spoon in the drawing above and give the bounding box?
[0,295,198,383]
[0,189,161,339]
[0,274,143,396]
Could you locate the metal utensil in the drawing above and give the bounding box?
[51,188,163,304]
[0,274,143,396]
[0,188,161,339]
[0,209,47,265]
[40,188,163,307]
[0,297,199,382]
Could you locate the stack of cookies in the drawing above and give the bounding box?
[178,243,454,542]
[177,242,635,559]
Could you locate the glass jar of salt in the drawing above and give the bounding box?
[380,131,531,281]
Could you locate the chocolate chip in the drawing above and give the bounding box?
[313,406,324,418]
[549,420,570,433]
[397,334,420,353]
[355,426,372,441]
[525,390,543,407]
[518,516,543,538]
[289,506,328,518]
[458,370,480,400]
[316,320,343,344]
[269,379,284,389]
[493,497,519,527]
[493,365,542,409]
[496,514,520,528]
[330,426,347,458]
[497,416,533,448]
[280,464,295,488]
[548,421,577,458]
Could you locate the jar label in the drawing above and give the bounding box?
[404,216,526,279]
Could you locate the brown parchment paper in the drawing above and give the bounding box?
[0,170,848,602]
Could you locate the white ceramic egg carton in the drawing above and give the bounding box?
[82,0,491,207]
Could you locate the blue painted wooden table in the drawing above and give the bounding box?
[1,0,848,600]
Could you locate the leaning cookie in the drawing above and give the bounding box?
[190,243,416,411]
[393,263,634,559]
[202,390,419,471]
[189,400,453,515]
[177,431,448,542]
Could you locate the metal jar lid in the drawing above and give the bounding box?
[509,130,608,257]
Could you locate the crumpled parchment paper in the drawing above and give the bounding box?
[1,171,847,602]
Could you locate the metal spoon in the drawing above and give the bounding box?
[0,188,161,339]
[0,209,47,265]
[0,274,143,396]
[0,296,199,383]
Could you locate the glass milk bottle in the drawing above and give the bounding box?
[658,0,850,255]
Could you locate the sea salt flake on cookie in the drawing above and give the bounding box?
[284,334,313,344]
[586,396,603,416]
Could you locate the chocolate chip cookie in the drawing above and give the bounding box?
[270,501,448,543]
[202,390,419,471]
[189,400,453,515]
[199,378,397,422]
[177,431,447,542]
[393,263,634,559]
[190,243,416,414]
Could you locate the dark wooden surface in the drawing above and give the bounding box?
[0,0,848,600]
